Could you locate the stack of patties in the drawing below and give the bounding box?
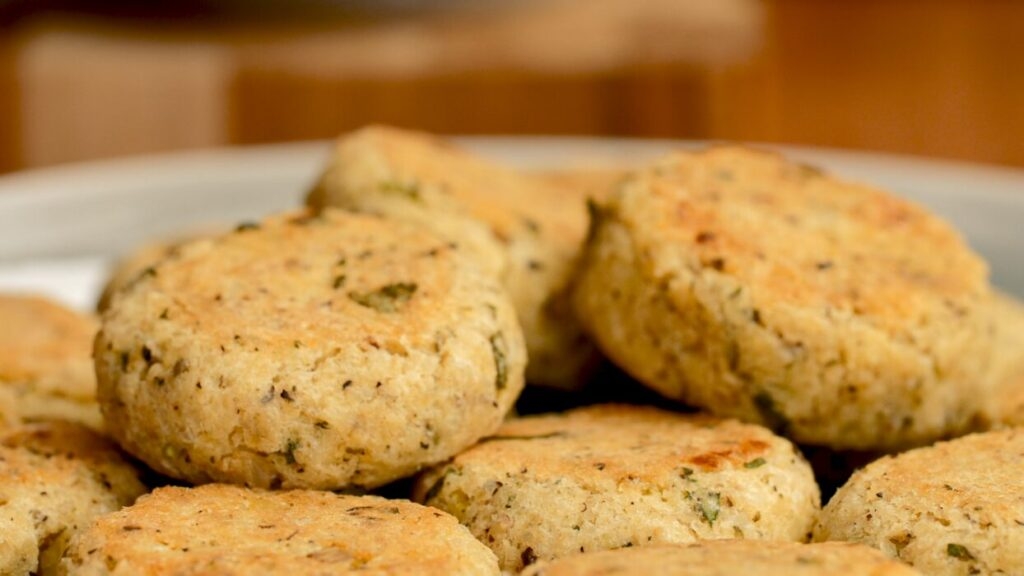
[568,146,1024,575]
[11,126,1022,575]
[307,126,601,390]
[82,208,526,574]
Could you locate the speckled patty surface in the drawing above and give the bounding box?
[979,292,1024,429]
[96,209,526,490]
[413,404,820,573]
[572,147,995,450]
[60,484,500,576]
[815,428,1024,575]
[96,229,217,313]
[0,294,101,429]
[307,126,598,389]
[520,540,922,576]
[0,422,147,576]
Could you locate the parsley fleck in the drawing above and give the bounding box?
[744,457,767,469]
[947,543,974,561]
[348,282,418,313]
[378,179,422,201]
[699,492,721,525]
[283,439,299,465]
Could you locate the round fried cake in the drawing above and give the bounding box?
[96,209,526,490]
[815,428,1024,575]
[61,484,499,575]
[520,540,922,576]
[573,146,994,450]
[413,404,820,572]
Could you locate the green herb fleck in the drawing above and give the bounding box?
[699,492,721,525]
[489,333,508,391]
[235,222,260,232]
[378,179,422,201]
[314,420,330,430]
[680,467,695,479]
[947,543,974,561]
[333,275,347,289]
[159,308,169,320]
[348,282,418,313]
[283,439,299,465]
[744,457,767,469]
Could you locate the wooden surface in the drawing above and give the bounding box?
[1,0,1024,173]
[0,36,19,173]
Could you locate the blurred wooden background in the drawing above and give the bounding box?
[1,0,1023,174]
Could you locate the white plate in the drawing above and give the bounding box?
[0,137,1022,310]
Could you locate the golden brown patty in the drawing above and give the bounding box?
[0,294,101,429]
[61,484,500,575]
[815,428,1024,575]
[520,540,922,576]
[413,404,820,572]
[96,209,526,490]
[572,146,995,450]
[307,125,599,389]
[0,421,147,576]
